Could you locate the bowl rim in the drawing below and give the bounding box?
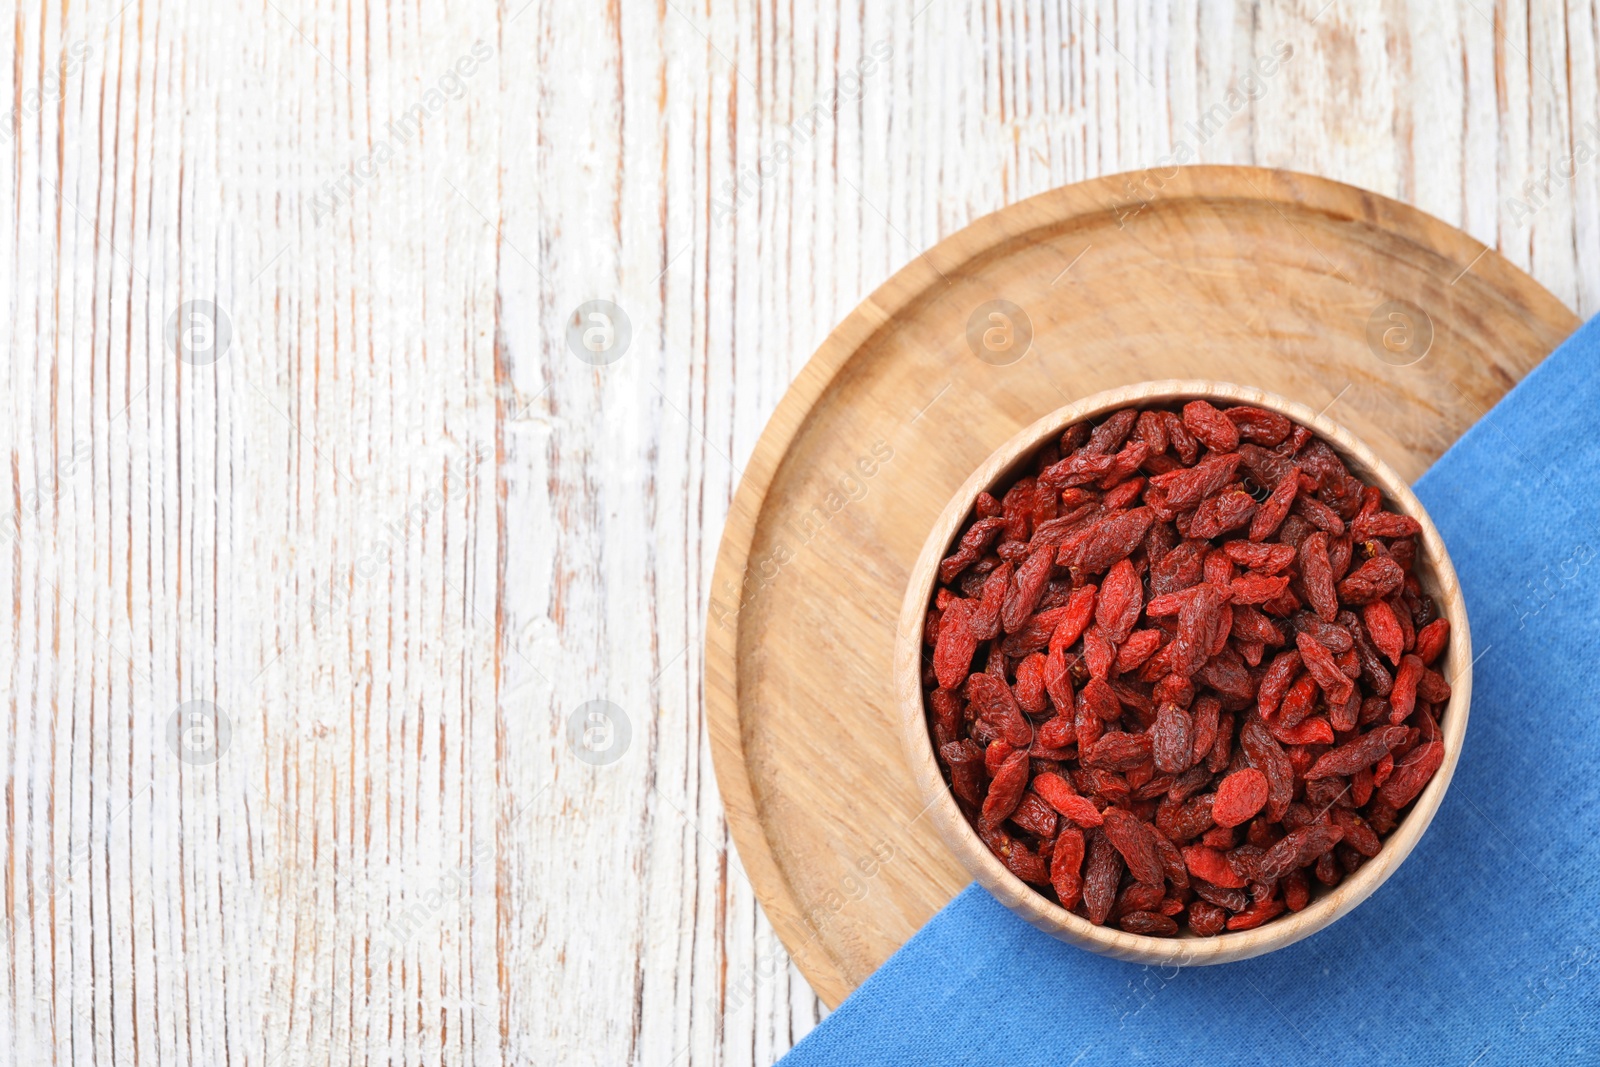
[894,378,1473,966]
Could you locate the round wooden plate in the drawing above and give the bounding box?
[704,166,1578,1008]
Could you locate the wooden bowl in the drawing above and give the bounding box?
[894,380,1472,966]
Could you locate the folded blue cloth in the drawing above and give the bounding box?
[782,317,1600,1066]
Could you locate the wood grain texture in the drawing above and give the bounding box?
[893,380,1472,966]
[1,2,1597,1064]
[707,168,1570,1006]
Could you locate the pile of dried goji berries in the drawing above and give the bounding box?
[923,401,1451,936]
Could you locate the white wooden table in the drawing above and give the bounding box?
[3,2,1596,1063]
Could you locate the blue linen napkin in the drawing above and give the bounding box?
[781,316,1600,1066]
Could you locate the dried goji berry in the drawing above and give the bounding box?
[1223,540,1297,573]
[1188,900,1228,936]
[1376,740,1444,808]
[1203,545,1236,586]
[1150,671,1193,707]
[1102,807,1165,886]
[1134,410,1169,454]
[1042,647,1075,715]
[1051,826,1086,907]
[1269,716,1333,746]
[1229,572,1291,604]
[1037,712,1076,749]
[1372,751,1395,789]
[967,561,1011,640]
[1148,452,1241,511]
[1414,617,1450,666]
[1212,768,1269,828]
[1305,725,1408,779]
[1362,599,1405,666]
[1114,629,1164,673]
[1299,531,1338,622]
[1041,447,1117,489]
[1417,667,1452,704]
[1199,648,1254,704]
[1331,808,1383,857]
[1249,466,1300,542]
[1119,911,1179,935]
[1063,507,1156,575]
[1239,719,1293,823]
[1074,697,1103,752]
[1254,820,1344,883]
[1189,489,1258,539]
[1182,844,1247,888]
[939,516,1006,583]
[1224,405,1292,445]
[1089,409,1140,453]
[1084,731,1152,771]
[1150,702,1193,775]
[984,739,1015,776]
[1337,555,1405,604]
[1078,677,1121,722]
[1036,776,1104,828]
[1014,652,1049,714]
[1150,825,1189,888]
[1296,613,1354,653]
[939,738,981,767]
[1206,713,1235,774]
[1293,493,1346,535]
[1083,828,1123,924]
[1011,791,1059,838]
[1156,793,1216,842]
[1283,869,1312,911]
[1001,605,1074,657]
[1389,653,1423,722]
[1098,442,1150,489]
[1082,627,1116,680]
[981,824,1050,884]
[965,672,1033,748]
[1255,650,1302,718]
[1352,506,1421,541]
[979,749,1032,829]
[1095,558,1144,643]
[1046,584,1098,655]
[1189,696,1221,768]
[1296,631,1355,708]
[1160,410,1198,463]
[1182,400,1240,453]
[1172,584,1228,678]
[1148,540,1206,600]
[1226,844,1264,883]
[1000,478,1036,541]
[931,598,977,690]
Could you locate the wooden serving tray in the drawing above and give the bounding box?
[704,166,1578,1008]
